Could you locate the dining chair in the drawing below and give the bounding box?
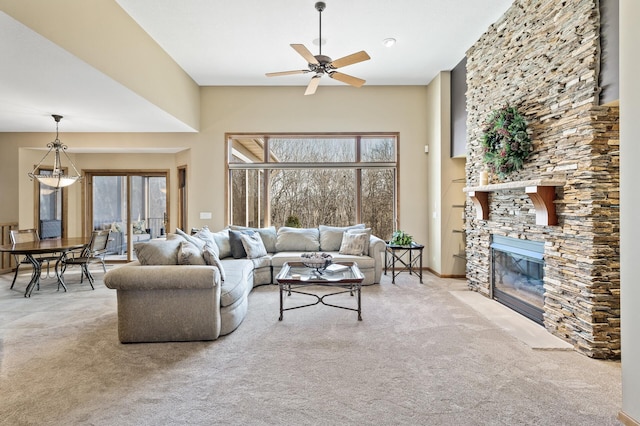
[9,229,59,290]
[60,230,111,289]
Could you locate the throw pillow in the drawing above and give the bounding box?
[203,245,226,281]
[346,227,372,256]
[134,238,181,265]
[133,220,146,234]
[177,240,206,265]
[229,225,277,253]
[338,232,368,256]
[228,229,255,258]
[240,232,268,259]
[275,227,320,252]
[212,229,232,258]
[175,228,207,251]
[165,233,184,242]
[193,226,219,257]
[319,224,365,251]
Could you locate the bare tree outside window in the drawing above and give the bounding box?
[230,168,264,228]
[270,168,356,228]
[269,138,356,228]
[228,134,397,240]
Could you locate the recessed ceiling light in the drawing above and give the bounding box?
[382,38,396,47]
[312,38,327,46]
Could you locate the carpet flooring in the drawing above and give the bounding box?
[0,265,621,425]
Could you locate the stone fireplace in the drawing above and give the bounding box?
[463,0,620,359]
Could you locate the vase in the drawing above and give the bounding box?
[479,170,489,186]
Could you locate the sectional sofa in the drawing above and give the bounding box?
[104,224,386,343]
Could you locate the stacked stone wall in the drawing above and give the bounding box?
[465,0,620,358]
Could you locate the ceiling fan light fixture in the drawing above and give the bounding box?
[382,38,397,47]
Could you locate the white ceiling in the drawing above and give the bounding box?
[0,0,513,133]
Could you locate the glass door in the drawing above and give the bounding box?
[36,168,64,239]
[89,172,167,262]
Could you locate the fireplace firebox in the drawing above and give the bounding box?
[490,236,545,325]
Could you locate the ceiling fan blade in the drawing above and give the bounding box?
[304,76,321,96]
[291,44,319,65]
[330,51,371,69]
[265,70,309,77]
[330,71,366,88]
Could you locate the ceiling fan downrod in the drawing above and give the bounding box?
[316,2,325,56]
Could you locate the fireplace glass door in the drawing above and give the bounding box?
[491,236,545,325]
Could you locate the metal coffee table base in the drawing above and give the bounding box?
[279,283,362,321]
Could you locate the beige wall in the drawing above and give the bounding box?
[0,139,22,223]
[620,0,640,422]
[197,85,430,243]
[425,75,444,272]
[2,85,433,264]
[425,72,466,276]
[16,148,181,238]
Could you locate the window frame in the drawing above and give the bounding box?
[225,132,399,236]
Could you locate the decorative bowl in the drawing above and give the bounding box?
[301,252,333,271]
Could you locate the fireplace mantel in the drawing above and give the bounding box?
[463,179,565,226]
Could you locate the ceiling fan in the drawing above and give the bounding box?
[265,1,371,96]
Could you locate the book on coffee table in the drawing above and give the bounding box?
[325,263,349,273]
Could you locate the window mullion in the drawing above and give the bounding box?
[356,136,362,224]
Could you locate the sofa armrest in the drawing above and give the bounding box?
[369,235,386,255]
[369,235,386,283]
[104,263,221,291]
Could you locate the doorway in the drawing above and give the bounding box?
[86,171,168,262]
[35,167,66,239]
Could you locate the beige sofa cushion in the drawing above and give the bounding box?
[229,225,277,253]
[134,237,181,265]
[276,227,320,252]
[219,259,254,307]
[319,224,365,251]
[212,229,232,258]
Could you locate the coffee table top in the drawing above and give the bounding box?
[276,261,364,285]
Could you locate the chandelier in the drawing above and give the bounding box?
[28,114,82,189]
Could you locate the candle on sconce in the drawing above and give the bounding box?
[479,170,489,186]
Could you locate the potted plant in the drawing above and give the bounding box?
[481,105,533,179]
[390,230,413,246]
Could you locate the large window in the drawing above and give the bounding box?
[227,134,397,240]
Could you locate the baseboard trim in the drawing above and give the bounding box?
[426,268,466,279]
[619,411,640,426]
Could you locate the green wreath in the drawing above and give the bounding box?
[481,106,533,179]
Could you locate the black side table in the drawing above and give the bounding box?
[384,242,424,284]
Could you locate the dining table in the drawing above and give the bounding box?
[0,237,88,297]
